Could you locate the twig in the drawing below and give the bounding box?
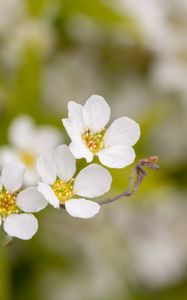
[98,156,159,205]
[3,235,13,247]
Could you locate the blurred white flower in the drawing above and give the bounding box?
[63,95,140,168]
[117,0,169,52]
[42,53,100,113]
[1,18,55,68]
[0,115,63,186]
[113,192,187,289]
[37,145,112,219]
[0,160,47,240]
[0,0,25,35]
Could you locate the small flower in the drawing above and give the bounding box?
[37,145,112,219]
[0,115,63,185]
[62,95,140,168]
[0,160,47,240]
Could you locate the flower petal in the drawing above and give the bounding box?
[62,118,82,141]
[37,182,60,208]
[17,187,48,213]
[37,154,56,185]
[68,101,85,132]
[74,163,112,198]
[2,160,25,192]
[104,117,140,147]
[65,198,100,218]
[0,146,18,166]
[82,95,111,133]
[34,126,63,154]
[23,168,40,186]
[69,141,93,163]
[53,145,76,181]
[8,115,36,150]
[98,146,135,168]
[4,214,38,240]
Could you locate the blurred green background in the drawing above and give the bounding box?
[0,0,187,299]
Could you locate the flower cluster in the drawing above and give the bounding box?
[0,95,140,240]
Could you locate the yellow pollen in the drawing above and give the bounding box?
[52,178,74,204]
[19,151,36,167]
[0,190,19,219]
[82,129,105,154]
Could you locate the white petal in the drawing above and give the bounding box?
[0,146,18,166]
[82,95,111,133]
[17,187,48,213]
[98,146,135,168]
[69,141,93,163]
[54,145,76,181]
[65,198,100,218]
[34,126,63,154]
[104,117,140,147]
[23,168,40,186]
[74,163,112,198]
[68,101,85,132]
[62,118,82,141]
[37,182,60,208]
[8,115,36,150]
[4,214,38,240]
[2,160,25,192]
[36,154,56,185]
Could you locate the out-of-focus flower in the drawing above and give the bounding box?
[1,18,55,68]
[37,145,112,218]
[0,0,25,35]
[117,0,169,51]
[42,53,100,113]
[113,191,187,289]
[0,160,47,240]
[63,95,140,168]
[0,115,63,186]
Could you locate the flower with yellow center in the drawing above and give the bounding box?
[0,115,63,186]
[82,130,105,154]
[52,178,74,204]
[37,145,112,218]
[0,160,47,240]
[62,95,141,168]
[0,190,19,219]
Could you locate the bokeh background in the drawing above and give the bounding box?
[0,0,187,299]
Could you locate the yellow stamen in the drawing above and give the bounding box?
[82,129,105,154]
[0,190,19,219]
[52,178,74,204]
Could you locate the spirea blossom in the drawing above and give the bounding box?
[0,160,47,240]
[0,115,63,186]
[37,145,112,218]
[62,95,140,168]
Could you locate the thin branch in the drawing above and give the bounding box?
[98,156,159,205]
[3,235,13,247]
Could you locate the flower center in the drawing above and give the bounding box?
[0,190,19,219]
[19,151,36,167]
[52,179,74,204]
[82,130,105,154]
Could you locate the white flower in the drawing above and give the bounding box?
[62,95,140,168]
[37,145,112,219]
[0,160,47,240]
[0,115,63,185]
